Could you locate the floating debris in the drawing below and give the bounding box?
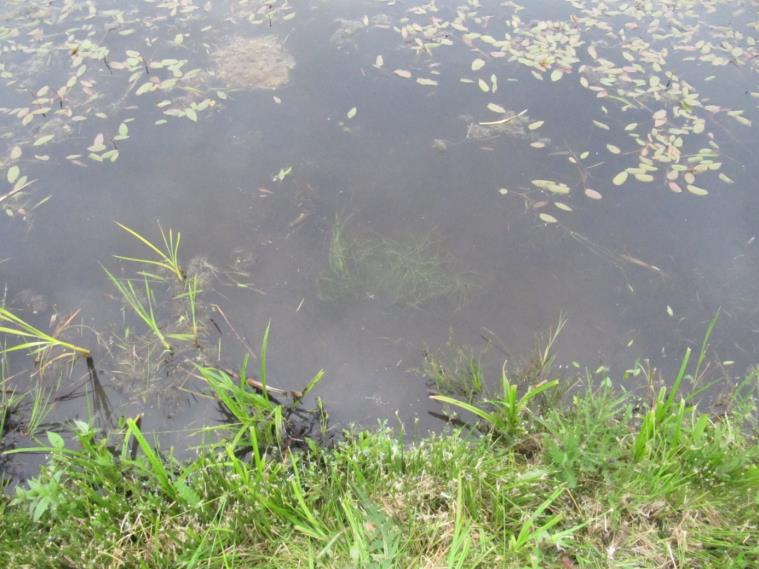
[212,35,294,91]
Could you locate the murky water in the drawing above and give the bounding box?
[2,0,759,477]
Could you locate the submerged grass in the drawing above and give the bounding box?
[1,346,756,567]
[319,216,476,308]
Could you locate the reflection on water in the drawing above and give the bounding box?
[1,0,759,476]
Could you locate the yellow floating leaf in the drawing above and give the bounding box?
[471,58,485,71]
[584,188,603,200]
[528,120,544,130]
[393,69,412,79]
[686,184,709,196]
[10,146,22,160]
[554,202,573,212]
[7,166,20,184]
[478,78,490,92]
[612,171,628,186]
[346,106,357,119]
[606,144,621,154]
[718,172,734,184]
[374,55,384,68]
[487,103,506,113]
[539,213,558,224]
[733,115,752,127]
[416,78,438,86]
[550,69,563,82]
[33,134,54,146]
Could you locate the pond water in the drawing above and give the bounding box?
[2,0,759,477]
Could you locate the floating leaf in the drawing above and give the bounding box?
[584,188,603,200]
[592,120,610,130]
[532,179,570,194]
[668,181,682,193]
[528,120,544,130]
[487,103,506,114]
[478,78,490,92]
[346,106,357,119]
[498,187,508,195]
[732,115,752,127]
[33,134,54,146]
[606,144,621,154]
[185,108,198,122]
[666,305,674,317]
[471,58,485,71]
[612,171,628,186]
[718,173,734,184]
[554,202,573,212]
[374,55,384,68]
[393,69,412,79]
[686,184,708,196]
[550,69,563,82]
[416,78,438,86]
[7,166,20,184]
[530,141,546,149]
[10,146,22,160]
[539,213,558,224]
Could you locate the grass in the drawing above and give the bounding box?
[0,344,756,567]
[114,221,185,282]
[103,269,174,353]
[0,307,90,363]
[318,216,476,308]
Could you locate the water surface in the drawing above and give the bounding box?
[2,0,759,477]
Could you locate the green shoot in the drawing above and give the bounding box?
[0,306,90,360]
[103,267,172,353]
[114,221,184,282]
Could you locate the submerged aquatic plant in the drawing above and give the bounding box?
[103,269,180,353]
[319,217,476,308]
[114,222,184,282]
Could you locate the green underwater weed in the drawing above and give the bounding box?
[319,216,476,308]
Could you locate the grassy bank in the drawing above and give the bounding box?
[1,349,757,568]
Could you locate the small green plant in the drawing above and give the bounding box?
[197,323,325,453]
[103,269,174,353]
[114,221,184,282]
[432,363,558,438]
[173,274,202,345]
[0,306,90,362]
[423,344,485,402]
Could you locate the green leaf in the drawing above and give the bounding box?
[33,134,54,146]
[612,171,628,186]
[7,165,20,184]
[46,431,65,449]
